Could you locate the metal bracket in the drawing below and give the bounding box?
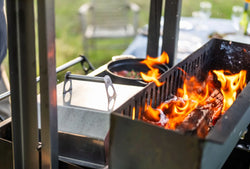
[80,55,95,74]
[63,72,117,111]
[103,75,117,111]
[63,72,73,105]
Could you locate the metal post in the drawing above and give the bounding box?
[162,0,182,67]
[6,0,39,168]
[37,0,58,168]
[146,0,163,58]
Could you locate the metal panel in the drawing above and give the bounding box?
[0,138,12,169]
[0,118,12,169]
[37,0,58,168]
[58,131,106,168]
[6,0,39,168]
[109,113,202,169]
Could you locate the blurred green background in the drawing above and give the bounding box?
[54,0,243,72]
[3,0,244,82]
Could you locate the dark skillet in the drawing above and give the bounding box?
[106,58,169,86]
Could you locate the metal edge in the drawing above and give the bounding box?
[58,131,106,168]
[109,112,203,169]
[206,82,250,143]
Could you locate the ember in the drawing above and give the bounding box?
[142,69,247,137]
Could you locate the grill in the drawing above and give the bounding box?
[4,0,249,168]
[0,38,249,169]
[109,38,250,169]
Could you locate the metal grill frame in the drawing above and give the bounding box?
[109,38,250,169]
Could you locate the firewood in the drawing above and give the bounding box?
[176,88,224,138]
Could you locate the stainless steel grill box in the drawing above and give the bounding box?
[109,38,250,169]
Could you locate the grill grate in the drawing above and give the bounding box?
[114,39,250,120]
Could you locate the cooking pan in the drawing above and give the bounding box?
[106,56,169,86]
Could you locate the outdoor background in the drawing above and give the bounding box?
[3,0,244,82]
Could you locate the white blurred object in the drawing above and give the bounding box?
[180,20,194,30]
[231,6,243,32]
[112,55,136,61]
[191,2,212,31]
[199,1,212,19]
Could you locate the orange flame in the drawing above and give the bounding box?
[161,73,212,129]
[140,51,169,86]
[213,70,247,113]
[144,105,161,122]
[132,107,135,120]
[143,69,247,132]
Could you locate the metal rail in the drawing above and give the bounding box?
[0,55,92,101]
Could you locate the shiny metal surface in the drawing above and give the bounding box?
[0,119,106,169]
[57,105,110,140]
[37,0,58,168]
[55,77,143,140]
[58,131,106,168]
[63,73,117,111]
[58,79,143,112]
[0,90,10,101]
[6,0,39,168]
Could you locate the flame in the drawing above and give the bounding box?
[213,70,247,113]
[161,73,212,129]
[144,105,161,122]
[132,107,135,120]
[140,51,169,86]
[143,69,247,132]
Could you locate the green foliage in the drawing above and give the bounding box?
[4,0,244,81]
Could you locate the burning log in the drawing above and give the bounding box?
[176,88,224,138]
[142,86,224,138]
[141,68,247,138]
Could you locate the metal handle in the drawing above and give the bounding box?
[0,91,10,101]
[0,55,94,101]
[63,72,117,111]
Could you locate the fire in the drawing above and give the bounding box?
[140,51,169,86]
[159,71,213,129]
[132,107,135,120]
[213,70,247,113]
[143,69,247,133]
